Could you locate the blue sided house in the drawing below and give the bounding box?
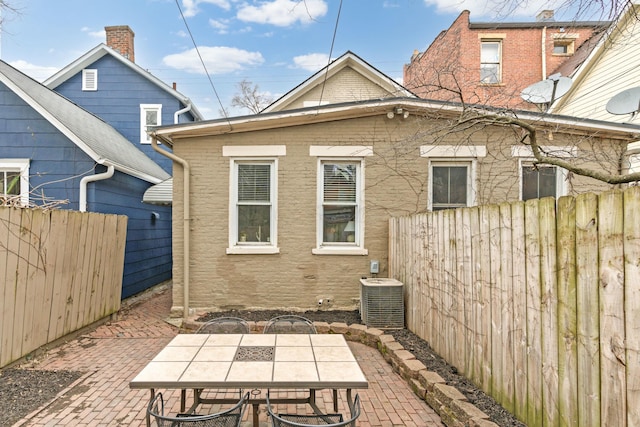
[0,27,198,298]
[37,26,203,298]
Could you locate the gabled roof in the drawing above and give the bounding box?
[0,60,170,184]
[44,43,204,121]
[549,2,640,118]
[262,51,415,113]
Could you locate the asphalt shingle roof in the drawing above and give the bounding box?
[0,60,170,184]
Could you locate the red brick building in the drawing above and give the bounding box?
[403,10,609,110]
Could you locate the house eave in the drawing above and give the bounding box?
[152,98,640,146]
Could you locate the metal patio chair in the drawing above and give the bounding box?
[191,317,251,408]
[262,315,317,334]
[266,392,361,427]
[196,317,250,334]
[147,391,249,427]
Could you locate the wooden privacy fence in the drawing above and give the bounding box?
[389,187,640,427]
[1,206,127,368]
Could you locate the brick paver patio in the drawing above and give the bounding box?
[12,285,444,426]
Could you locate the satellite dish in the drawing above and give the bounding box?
[606,86,640,119]
[521,74,573,105]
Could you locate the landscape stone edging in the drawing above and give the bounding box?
[181,319,499,427]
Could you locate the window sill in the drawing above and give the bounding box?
[226,246,280,255]
[312,247,369,256]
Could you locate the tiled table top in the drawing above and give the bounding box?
[130,334,368,390]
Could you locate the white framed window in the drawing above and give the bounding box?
[421,145,484,211]
[480,41,502,84]
[140,104,162,144]
[82,69,97,91]
[429,161,475,211]
[553,34,577,56]
[0,159,30,206]
[519,161,567,201]
[511,145,574,200]
[313,159,366,255]
[310,146,371,256]
[227,158,279,254]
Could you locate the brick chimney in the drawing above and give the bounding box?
[536,10,555,22]
[105,25,135,62]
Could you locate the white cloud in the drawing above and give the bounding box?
[181,0,231,18]
[10,60,59,82]
[209,18,230,34]
[292,53,329,72]
[237,0,328,27]
[162,46,265,74]
[81,27,105,39]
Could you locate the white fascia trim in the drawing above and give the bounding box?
[223,145,286,157]
[420,145,487,158]
[511,145,578,158]
[310,146,373,157]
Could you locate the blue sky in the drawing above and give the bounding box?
[1,0,580,119]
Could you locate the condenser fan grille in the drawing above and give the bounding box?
[360,278,404,329]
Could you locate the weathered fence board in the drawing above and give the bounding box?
[390,186,640,427]
[623,187,640,427]
[598,191,626,426]
[523,199,543,425]
[0,207,127,368]
[556,196,578,427]
[511,201,527,423]
[539,197,559,427]
[575,193,601,427]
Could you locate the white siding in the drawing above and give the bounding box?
[554,7,640,125]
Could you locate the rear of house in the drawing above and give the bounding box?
[152,99,639,316]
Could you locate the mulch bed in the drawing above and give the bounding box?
[0,368,82,427]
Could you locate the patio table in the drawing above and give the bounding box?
[129,333,368,426]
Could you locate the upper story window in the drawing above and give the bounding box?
[140,104,162,144]
[0,159,30,206]
[480,41,502,84]
[553,35,577,56]
[310,146,371,256]
[82,69,97,91]
[224,145,285,255]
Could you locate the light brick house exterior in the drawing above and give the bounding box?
[403,10,609,110]
[151,97,640,316]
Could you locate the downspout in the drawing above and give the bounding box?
[79,165,115,212]
[541,26,547,79]
[174,102,192,124]
[151,136,191,319]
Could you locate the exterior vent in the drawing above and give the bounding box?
[359,278,404,329]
